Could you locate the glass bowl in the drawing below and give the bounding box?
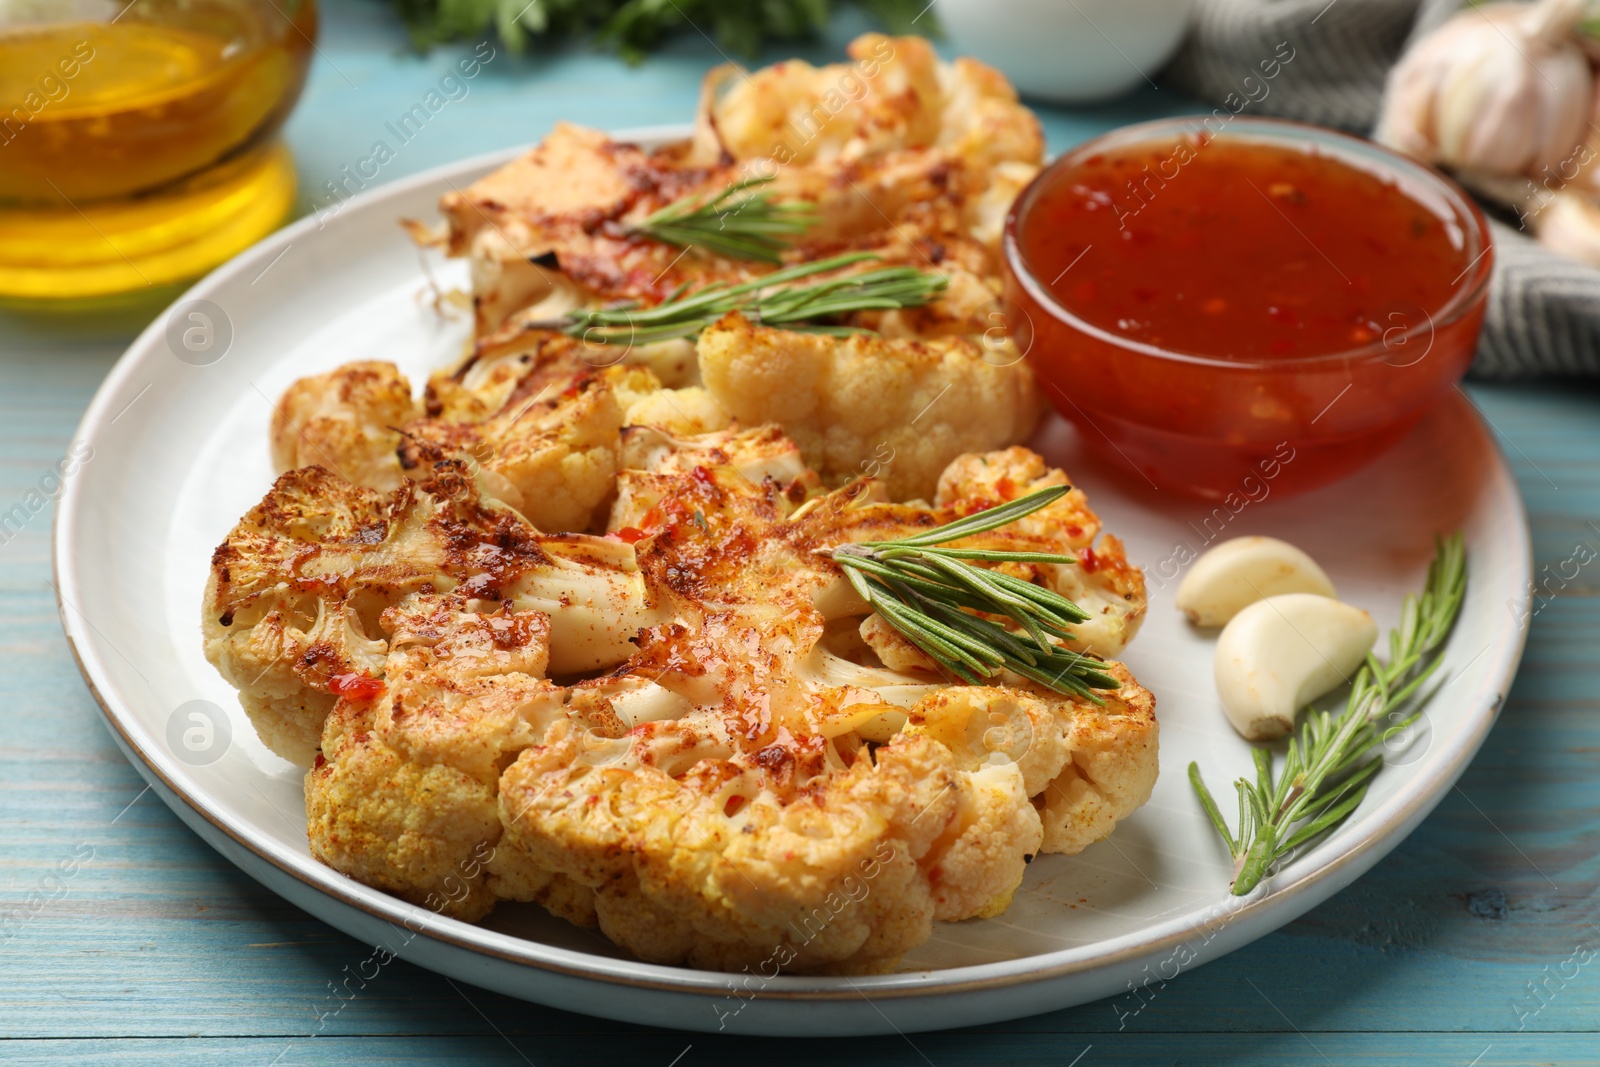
[1002,117,1494,501]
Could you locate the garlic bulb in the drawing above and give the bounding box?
[1534,188,1600,266]
[1376,0,1593,180]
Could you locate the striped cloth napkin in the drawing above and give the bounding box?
[1163,0,1600,377]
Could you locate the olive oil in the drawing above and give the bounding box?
[0,0,315,300]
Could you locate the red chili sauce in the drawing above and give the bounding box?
[1019,136,1470,360]
[328,672,384,701]
[1004,128,1491,499]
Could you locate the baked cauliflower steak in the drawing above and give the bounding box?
[205,422,1155,975]
[438,34,1042,333]
[399,33,1046,504]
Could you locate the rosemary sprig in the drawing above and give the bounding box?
[827,486,1122,702]
[562,252,948,346]
[1190,533,1468,896]
[631,176,816,264]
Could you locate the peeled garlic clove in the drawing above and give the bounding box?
[1176,536,1336,628]
[1214,594,1378,742]
[1375,0,1592,180]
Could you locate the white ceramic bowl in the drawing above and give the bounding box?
[937,0,1193,103]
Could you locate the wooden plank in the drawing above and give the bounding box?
[1,394,1596,1045]
[0,1033,1595,1066]
[1,0,1598,1059]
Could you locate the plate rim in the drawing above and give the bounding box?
[52,122,1535,1010]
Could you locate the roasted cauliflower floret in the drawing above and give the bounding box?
[438,122,767,316]
[438,120,632,255]
[203,465,438,764]
[204,461,667,765]
[621,386,730,437]
[1031,661,1159,855]
[904,663,1158,857]
[920,762,1040,921]
[307,596,565,920]
[270,335,678,532]
[611,423,818,532]
[697,313,1041,501]
[935,447,1147,656]
[448,143,1017,339]
[401,364,625,532]
[702,34,1043,173]
[271,361,420,490]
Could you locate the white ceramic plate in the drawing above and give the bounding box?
[55,127,1532,1037]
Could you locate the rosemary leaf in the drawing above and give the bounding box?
[1190,762,1237,854]
[921,548,1079,564]
[891,490,1072,546]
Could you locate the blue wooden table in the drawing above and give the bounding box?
[3,2,1598,1063]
